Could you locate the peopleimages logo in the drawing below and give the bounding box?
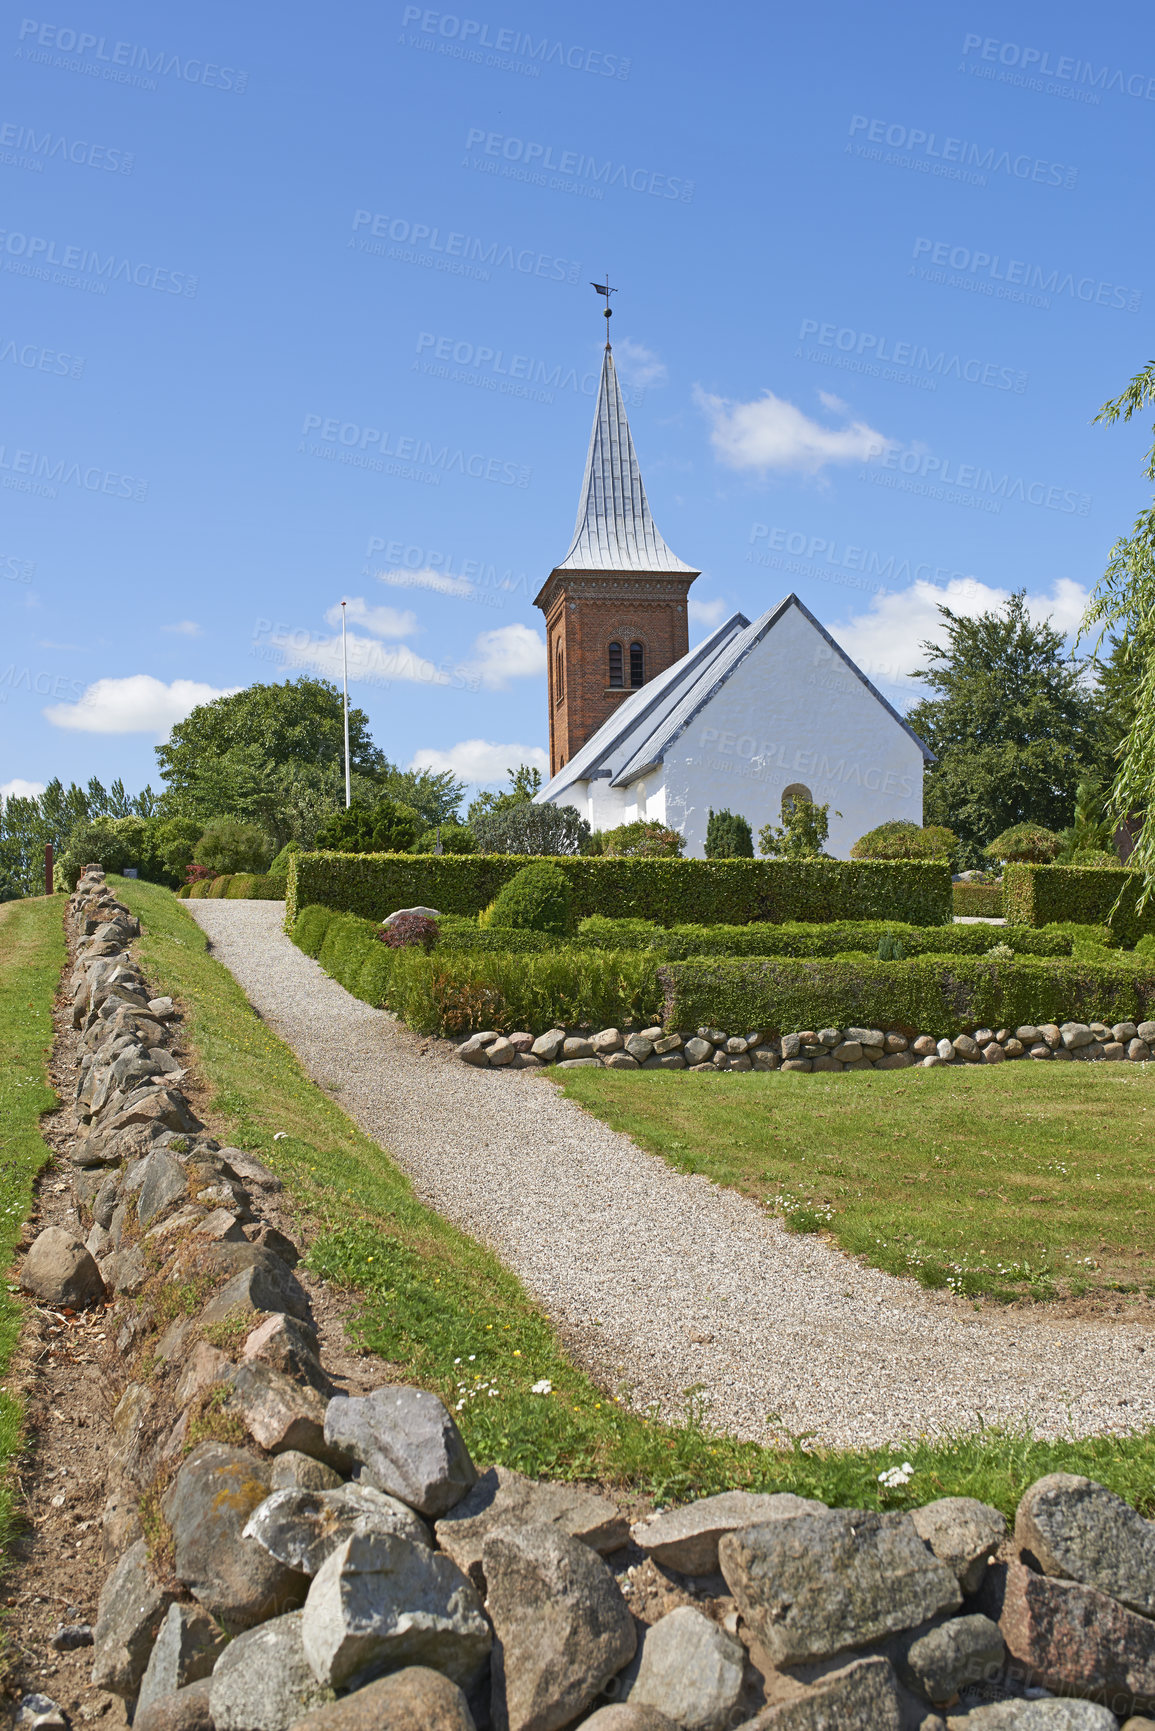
[0,228,196,296]
[350,210,580,284]
[848,115,1077,188]
[299,414,531,487]
[960,34,1155,101]
[866,446,1090,516]
[797,320,1027,393]
[910,237,1141,313]
[14,19,247,91]
[747,525,979,595]
[463,128,694,201]
[0,119,134,172]
[399,8,630,79]
[0,441,148,501]
[1,334,85,378]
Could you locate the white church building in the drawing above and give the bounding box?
[533,337,931,858]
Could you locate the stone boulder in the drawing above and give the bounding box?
[435,1466,627,1590]
[242,1314,330,1392]
[21,1226,105,1309]
[1015,1474,1155,1617]
[287,1668,476,1731]
[222,1361,342,1463]
[618,1605,743,1731]
[632,1490,824,1576]
[301,1531,490,1692]
[199,1259,311,1329]
[484,1522,636,1731]
[944,1701,1118,1728]
[136,1153,190,1229]
[719,1509,961,1665]
[270,1453,344,1494]
[894,1614,1004,1705]
[133,1680,214,1731]
[582,1711,676,1731]
[986,1558,1155,1718]
[746,1655,901,1727]
[911,1498,1006,1596]
[90,1539,175,1696]
[164,1443,309,1630]
[244,1484,430,1575]
[209,1612,333,1731]
[323,1386,477,1518]
[136,1605,227,1716]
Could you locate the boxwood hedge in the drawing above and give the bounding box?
[285,851,953,929]
[1003,863,1155,944]
[584,919,1071,961]
[953,883,1003,919]
[659,954,1155,1040]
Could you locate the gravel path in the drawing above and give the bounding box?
[188,900,1155,1449]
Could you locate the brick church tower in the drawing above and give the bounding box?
[534,339,699,775]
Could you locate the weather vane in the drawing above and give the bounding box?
[591,276,616,346]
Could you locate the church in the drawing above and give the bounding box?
[533,332,931,859]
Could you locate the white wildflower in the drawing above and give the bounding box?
[531,1379,553,1396]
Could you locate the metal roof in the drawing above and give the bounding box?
[554,346,698,575]
[536,593,934,803]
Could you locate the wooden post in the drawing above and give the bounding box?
[44,842,53,897]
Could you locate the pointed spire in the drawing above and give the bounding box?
[554,346,697,575]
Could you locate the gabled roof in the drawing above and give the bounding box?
[537,593,934,802]
[553,346,697,575]
[535,615,749,804]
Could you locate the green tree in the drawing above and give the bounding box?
[759,799,832,859]
[193,819,274,876]
[155,679,382,832]
[467,765,543,826]
[315,799,423,854]
[375,764,464,826]
[471,801,589,856]
[705,809,754,858]
[906,592,1097,864]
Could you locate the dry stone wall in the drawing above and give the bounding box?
[13,867,1155,1731]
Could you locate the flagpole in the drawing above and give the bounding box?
[341,600,351,809]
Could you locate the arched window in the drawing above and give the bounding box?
[781,782,812,819]
[555,642,564,703]
[608,641,624,687]
[629,641,645,687]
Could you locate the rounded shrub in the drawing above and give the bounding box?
[851,820,957,862]
[207,874,235,897]
[985,823,1061,865]
[488,861,572,935]
[269,840,302,875]
[600,820,685,858]
[315,799,422,854]
[194,819,274,876]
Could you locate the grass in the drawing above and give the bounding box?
[556,1063,1155,1304]
[0,895,66,1566]
[113,877,1155,1516]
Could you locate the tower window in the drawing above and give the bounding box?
[555,642,564,702]
[608,641,623,687]
[629,642,645,687]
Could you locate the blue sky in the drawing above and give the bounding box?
[3,0,1154,804]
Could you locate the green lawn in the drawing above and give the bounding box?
[113,877,1155,1516]
[0,896,66,1566]
[556,1063,1155,1303]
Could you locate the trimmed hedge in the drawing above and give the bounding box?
[292,904,659,1035]
[223,871,287,900]
[953,883,1003,919]
[285,852,953,930]
[1003,864,1155,944]
[581,919,1071,961]
[660,955,1155,1040]
[206,875,234,898]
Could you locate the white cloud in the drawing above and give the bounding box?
[411,739,549,785]
[462,623,545,690]
[324,597,418,638]
[43,675,237,735]
[1,777,46,803]
[162,620,203,637]
[828,577,1092,694]
[272,628,445,690]
[695,385,892,475]
[688,597,730,631]
[377,566,476,601]
[614,338,667,390]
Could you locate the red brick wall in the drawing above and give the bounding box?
[537,572,695,774]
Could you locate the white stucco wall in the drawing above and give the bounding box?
[661,606,924,857]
